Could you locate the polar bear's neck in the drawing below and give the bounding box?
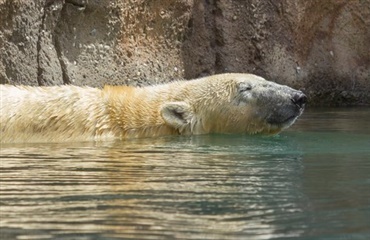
[102,82,189,139]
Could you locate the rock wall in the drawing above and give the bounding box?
[1,0,369,105]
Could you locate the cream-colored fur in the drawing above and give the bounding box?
[0,73,305,143]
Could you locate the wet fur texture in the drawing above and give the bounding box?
[0,73,305,143]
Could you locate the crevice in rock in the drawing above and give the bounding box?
[53,2,71,85]
[65,0,86,9]
[210,0,225,74]
[36,2,48,86]
[37,0,71,85]
[54,34,71,85]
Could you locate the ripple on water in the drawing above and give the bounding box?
[1,108,370,239]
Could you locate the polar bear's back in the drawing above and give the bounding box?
[0,85,113,143]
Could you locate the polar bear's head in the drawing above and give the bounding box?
[160,73,306,135]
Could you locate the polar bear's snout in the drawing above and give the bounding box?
[264,88,307,130]
[291,92,307,109]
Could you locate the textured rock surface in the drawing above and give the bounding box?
[1,0,369,105]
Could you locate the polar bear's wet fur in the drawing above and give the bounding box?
[0,73,306,143]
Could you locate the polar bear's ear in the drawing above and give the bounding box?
[160,102,194,129]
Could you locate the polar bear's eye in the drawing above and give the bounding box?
[238,82,253,92]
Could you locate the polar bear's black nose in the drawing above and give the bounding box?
[291,92,307,108]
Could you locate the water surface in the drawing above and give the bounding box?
[1,108,370,239]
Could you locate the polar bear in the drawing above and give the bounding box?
[0,73,306,143]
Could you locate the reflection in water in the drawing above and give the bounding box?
[1,108,370,239]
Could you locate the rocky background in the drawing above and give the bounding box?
[0,0,369,106]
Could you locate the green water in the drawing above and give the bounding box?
[0,108,369,239]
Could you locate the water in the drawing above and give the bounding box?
[1,108,369,240]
